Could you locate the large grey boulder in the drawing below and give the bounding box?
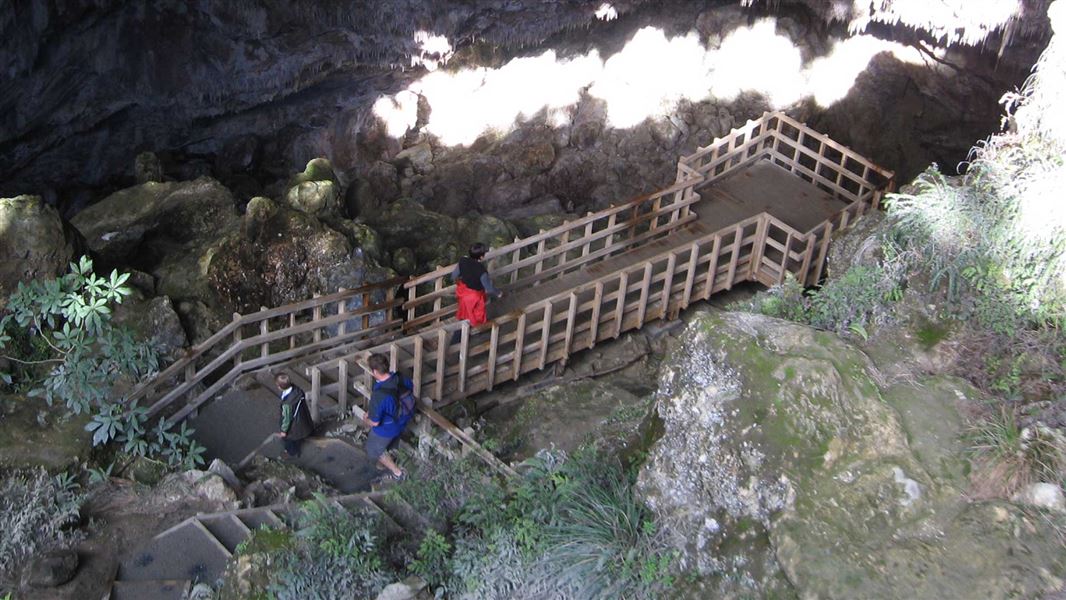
[70,176,238,265]
[112,293,189,358]
[0,195,75,298]
[637,309,1066,599]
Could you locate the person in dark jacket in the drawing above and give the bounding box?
[276,373,313,458]
[362,353,409,480]
[450,242,503,344]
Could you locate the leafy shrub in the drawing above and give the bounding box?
[0,469,84,582]
[735,265,902,336]
[442,450,678,599]
[0,256,204,469]
[268,495,398,599]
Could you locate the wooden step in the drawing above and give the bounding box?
[117,519,231,583]
[109,579,190,600]
[198,513,252,553]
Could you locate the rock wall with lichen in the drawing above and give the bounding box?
[637,309,1066,598]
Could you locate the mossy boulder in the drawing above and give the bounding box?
[637,309,1066,599]
[0,396,92,471]
[457,213,519,254]
[284,180,340,217]
[0,195,76,298]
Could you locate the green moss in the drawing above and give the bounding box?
[237,526,294,555]
[914,318,951,349]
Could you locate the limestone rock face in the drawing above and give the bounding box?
[637,309,1066,599]
[70,177,238,265]
[0,195,75,298]
[134,151,164,183]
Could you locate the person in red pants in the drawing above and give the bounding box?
[451,242,503,344]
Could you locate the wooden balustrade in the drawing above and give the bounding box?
[400,177,705,331]
[124,276,407,424]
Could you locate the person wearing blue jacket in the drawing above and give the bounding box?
[362,353,411,480]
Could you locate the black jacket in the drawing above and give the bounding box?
[279,385,314,440]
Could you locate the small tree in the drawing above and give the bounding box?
[0,256,204,469]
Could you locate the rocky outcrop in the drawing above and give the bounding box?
[0,195,76,298]
[637,309,1066,599]
[207,197,386,314]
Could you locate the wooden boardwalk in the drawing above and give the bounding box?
[305,112,893,446]
[125,111,892,478]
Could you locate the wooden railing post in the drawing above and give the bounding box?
[703,236,722,300]
[614,271,629,338]
[681,241,699,310]
[562,292,577,359]
[589,282,603,349]
[259,308,269,359]
[338,359,348,417]
[312,294,322,343]
[539,303,552,369]
[232,312,243,368]
[636,262,653,327]
[413,336,424,398]
[513,313,527,381]
[458,321,470,394]
[660,252,677,319]
[435,328,447,402]
[310,367,321,423]
[361,292,371,330]
[337,288,348,336]
[486,323,499,391]
[288,313,297,349]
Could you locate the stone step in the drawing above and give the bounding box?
[118,519,231,583]
[109,579,190,600]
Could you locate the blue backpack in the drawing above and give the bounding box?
[386,374,417,428]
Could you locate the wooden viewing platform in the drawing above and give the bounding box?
[125,111,892,478]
